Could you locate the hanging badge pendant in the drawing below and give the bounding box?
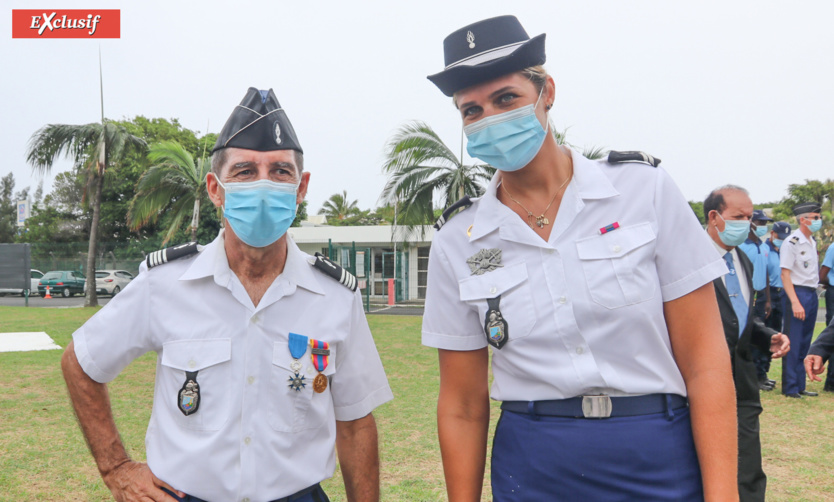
[178,371,200,416]
[484,296,509,349]
[288,332,309,391]
[310,339,330,393]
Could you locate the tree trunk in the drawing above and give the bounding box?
[84,174,103,307]
[190,196,201,242]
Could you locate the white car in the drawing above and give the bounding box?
[95,270,134,296]
[0,269,44,296]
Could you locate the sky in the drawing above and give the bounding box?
[2,1,833,216]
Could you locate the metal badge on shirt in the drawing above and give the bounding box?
[178,371,200,416]
[466,249,509,349]
[467,248,503,275]
[288,332,308,391]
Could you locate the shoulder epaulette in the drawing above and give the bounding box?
[146,242,199,269]
[789,236,800,245]
[607,150,661,167]
[434,196,473,231]
[312,252,357,291]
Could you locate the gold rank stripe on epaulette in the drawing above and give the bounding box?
[312,252,357,291]
[607,150,661,167]
[434,196,473,231]
[146,242,199,269]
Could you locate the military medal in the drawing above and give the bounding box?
[466,248,503,276]
[288,332,309,392]
[177,371,200,416]
[309,339,331,393]
[484,296,509,349]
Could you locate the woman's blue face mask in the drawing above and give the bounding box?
[463,87,548,172]
[216,178,298,248]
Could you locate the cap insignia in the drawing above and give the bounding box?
[274,122,282,145]
[466,30,475,49]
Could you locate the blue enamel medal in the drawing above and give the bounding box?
[288,332,309,391]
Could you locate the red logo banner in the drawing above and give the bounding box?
[12,10,120,38]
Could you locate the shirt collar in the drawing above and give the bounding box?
[711,237,735,260]
[179,230,325,296]
[469,147,619,241]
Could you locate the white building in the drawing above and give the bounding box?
[287,224,435,301]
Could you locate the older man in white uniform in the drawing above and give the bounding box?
[62,88,393,502]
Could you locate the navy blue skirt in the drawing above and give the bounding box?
[491,407,703,501]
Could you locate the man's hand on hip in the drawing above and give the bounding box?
[103,461,184,502]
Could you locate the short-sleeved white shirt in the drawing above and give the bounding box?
[422,148,727,401]
[73,232,393,502]
[779,228,819,288]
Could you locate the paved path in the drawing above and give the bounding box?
[0,294,111,308]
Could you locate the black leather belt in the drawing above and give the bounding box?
[795,285,816,292]
[501,393,687,419]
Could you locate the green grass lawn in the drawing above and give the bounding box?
[0,307,832,501]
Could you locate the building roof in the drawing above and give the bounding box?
[288,225,434,245]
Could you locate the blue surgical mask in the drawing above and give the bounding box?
[217,178,298,248]
[754,225,768,237]
[716,213,750,247]
[464,89,548,172]
[773,239,783,248]
[809,219,822,232]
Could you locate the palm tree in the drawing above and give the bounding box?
[319,190,360,221]
[26,121,146,307]
[381,121,495,235]
[127,140,211,245]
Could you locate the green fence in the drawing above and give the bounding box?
[28,241,163,276]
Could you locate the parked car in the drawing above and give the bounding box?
[37,270,86,298]
[0,269,44,296]
[95,269,134,296]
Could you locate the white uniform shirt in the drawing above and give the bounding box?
[73,232,393,502]
[779,228,819,288]
[422,148,728,401]
[712,240,750,304]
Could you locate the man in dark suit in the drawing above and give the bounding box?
[805,319,834,391]
[704,185,791,502]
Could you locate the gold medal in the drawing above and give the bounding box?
[313,373,328,393]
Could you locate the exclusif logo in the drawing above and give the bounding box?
[12,10,120,38]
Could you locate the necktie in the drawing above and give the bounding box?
[724,252,748,336]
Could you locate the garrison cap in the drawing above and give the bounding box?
[752,209,773,222]
[772,221,791,239]
[427,15,546,97]
[792,201,821,216]
[212,88,302,154]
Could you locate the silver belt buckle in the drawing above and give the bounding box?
[581,395,612,418]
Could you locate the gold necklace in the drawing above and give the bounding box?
[501,167,573,228]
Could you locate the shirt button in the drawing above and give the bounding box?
[576,347,584,355]
[244,437,251,445]
[612,245,622,253]
[188,360,196,369]
[558,296,567,304]
[307,366,314,373]
[489,286,497,294]
[547,248,555,255]
[247,376,255,384]
[251,315,260,323]
[243,498,250,502]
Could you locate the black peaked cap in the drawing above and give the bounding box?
[212,88,302,154]
[792,202,821,215]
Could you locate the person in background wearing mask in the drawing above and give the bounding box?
[423,15,739,501]
[817,236,834,391]
[60,88,392,502]
[780,202,823,399]
[738,210,774,391]
[760,221,792,389]
[704,186,790,502]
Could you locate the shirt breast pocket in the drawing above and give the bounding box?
[458,262,537,343]
[575,222,658,309]
[160,339,232,431]
[269,341,336,432]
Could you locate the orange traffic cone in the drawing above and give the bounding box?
[44,286,52,299]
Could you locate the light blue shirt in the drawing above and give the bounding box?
[822,244,834,284]
[738,238,769,291]
[765,239,782,288]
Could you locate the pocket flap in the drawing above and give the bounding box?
[459,262,528,301]
[161,339,231,371]
[575,222,656,260]
[272,340,336,376]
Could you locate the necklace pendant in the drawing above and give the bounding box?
[535,216,548,228]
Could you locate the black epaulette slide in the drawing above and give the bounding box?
[434,196,473,230]
[608,150,661,167]
[146,242,199,269]
[312,252,357,291]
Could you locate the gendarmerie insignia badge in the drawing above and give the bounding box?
[274,122,282,145]
[467,248,503,275]
[178,371,200,416]
[466,30,475,49]
[288,332,309,391]
[484,296,509,349]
